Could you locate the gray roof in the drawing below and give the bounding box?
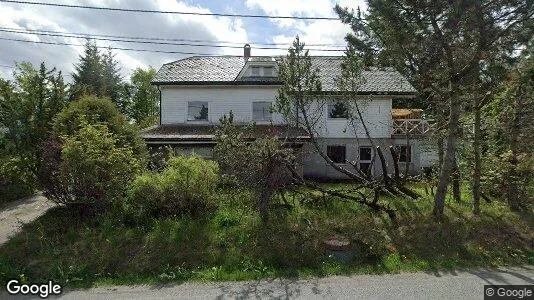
[153,56,416,94]
[140,124,310,143]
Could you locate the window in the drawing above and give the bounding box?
[263,66,274,76]
[187,101,208,121]
[251,66,261,76]
[174,146,213,159]
[359,146,372,174]
[328,101,349,118]
[396,145,411,163]
[253,102,272,121]
[327,145,346,164]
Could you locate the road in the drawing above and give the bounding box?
[2,266,533,299]
[0,193,55,245]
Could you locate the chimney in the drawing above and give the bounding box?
[244,44,251,60]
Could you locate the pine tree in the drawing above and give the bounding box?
[72,40,102,99]
[101,48,124,109]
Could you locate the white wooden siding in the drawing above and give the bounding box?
[161,86,392,139]
[160,85,284,124]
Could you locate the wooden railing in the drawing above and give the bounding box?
[392,119,433,135]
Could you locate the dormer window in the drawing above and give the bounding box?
[263,66,274,77]
[251,66,261,76]
[248,65,276,77]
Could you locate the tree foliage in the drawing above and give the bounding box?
[58,124,143,208]
[71,40,124,113]
[0,62,68,160]
[214,112,296,217]
[122,67,159,127]
[336,0,534,217]
[40,95,148,209]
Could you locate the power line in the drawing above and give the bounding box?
[0,64,14,69]
[0,0,340,20]
[0,36,225,55]
[0,26,346,47]
[0,28,346,52]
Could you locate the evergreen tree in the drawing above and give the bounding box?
[101,48,124,110]
[72,40,102,99]
[0,62,68,170]
[336,0,534,218]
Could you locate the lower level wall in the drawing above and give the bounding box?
[301,137,439,180]
[146,137,439,180]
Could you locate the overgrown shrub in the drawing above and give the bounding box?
[0,156,35,204]
[60,124,143,208]
[126,156,219,219]
[52,94,147,158]
[40,95,147,210]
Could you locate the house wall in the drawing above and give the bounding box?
[302,137,427,179]
[312,97,392,138]
[158,85,438,179]
[160,85,392,138]
[160,85,284,125]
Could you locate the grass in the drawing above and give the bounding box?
[0,182,532,288]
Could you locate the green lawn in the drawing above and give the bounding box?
[0,183,532,288]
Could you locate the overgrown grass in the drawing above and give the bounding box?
[0,183,532,288]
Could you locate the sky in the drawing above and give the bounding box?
[0,0,366,81]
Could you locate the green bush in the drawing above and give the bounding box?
[40,95,147,210]
[126,156,219,219]
[46,124,143,209]
[52,94,147,158]
[0,156,35,204]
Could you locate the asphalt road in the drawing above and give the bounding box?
[2,266,533,299]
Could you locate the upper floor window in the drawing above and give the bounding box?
[253,101,272,121]
[251,66,261,76]
[327,145,346,164]
[263,66,274,77]
[187,101,208,121]
[248,65,276,77]
[328,101,349,119]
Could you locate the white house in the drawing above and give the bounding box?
[142,45,437,179]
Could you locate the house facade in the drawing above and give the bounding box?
[143,46,438,179]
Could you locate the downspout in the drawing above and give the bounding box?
[157,85,162,125]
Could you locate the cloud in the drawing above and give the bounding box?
[245,0,366,56]
[0,0,249,81]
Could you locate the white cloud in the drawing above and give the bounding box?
[245,0,365,56]
[0,0,249,81]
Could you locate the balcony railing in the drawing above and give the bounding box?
[392,119,433,135]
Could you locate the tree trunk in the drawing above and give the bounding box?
[472,98,481,214]
[434,82,461,219]
[389,146,400,183]
[452,158,461,203]
[506,88,523,211]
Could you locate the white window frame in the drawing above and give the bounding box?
[187,101,209,122]
[252,101,272,122]
[327,100,350,119]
